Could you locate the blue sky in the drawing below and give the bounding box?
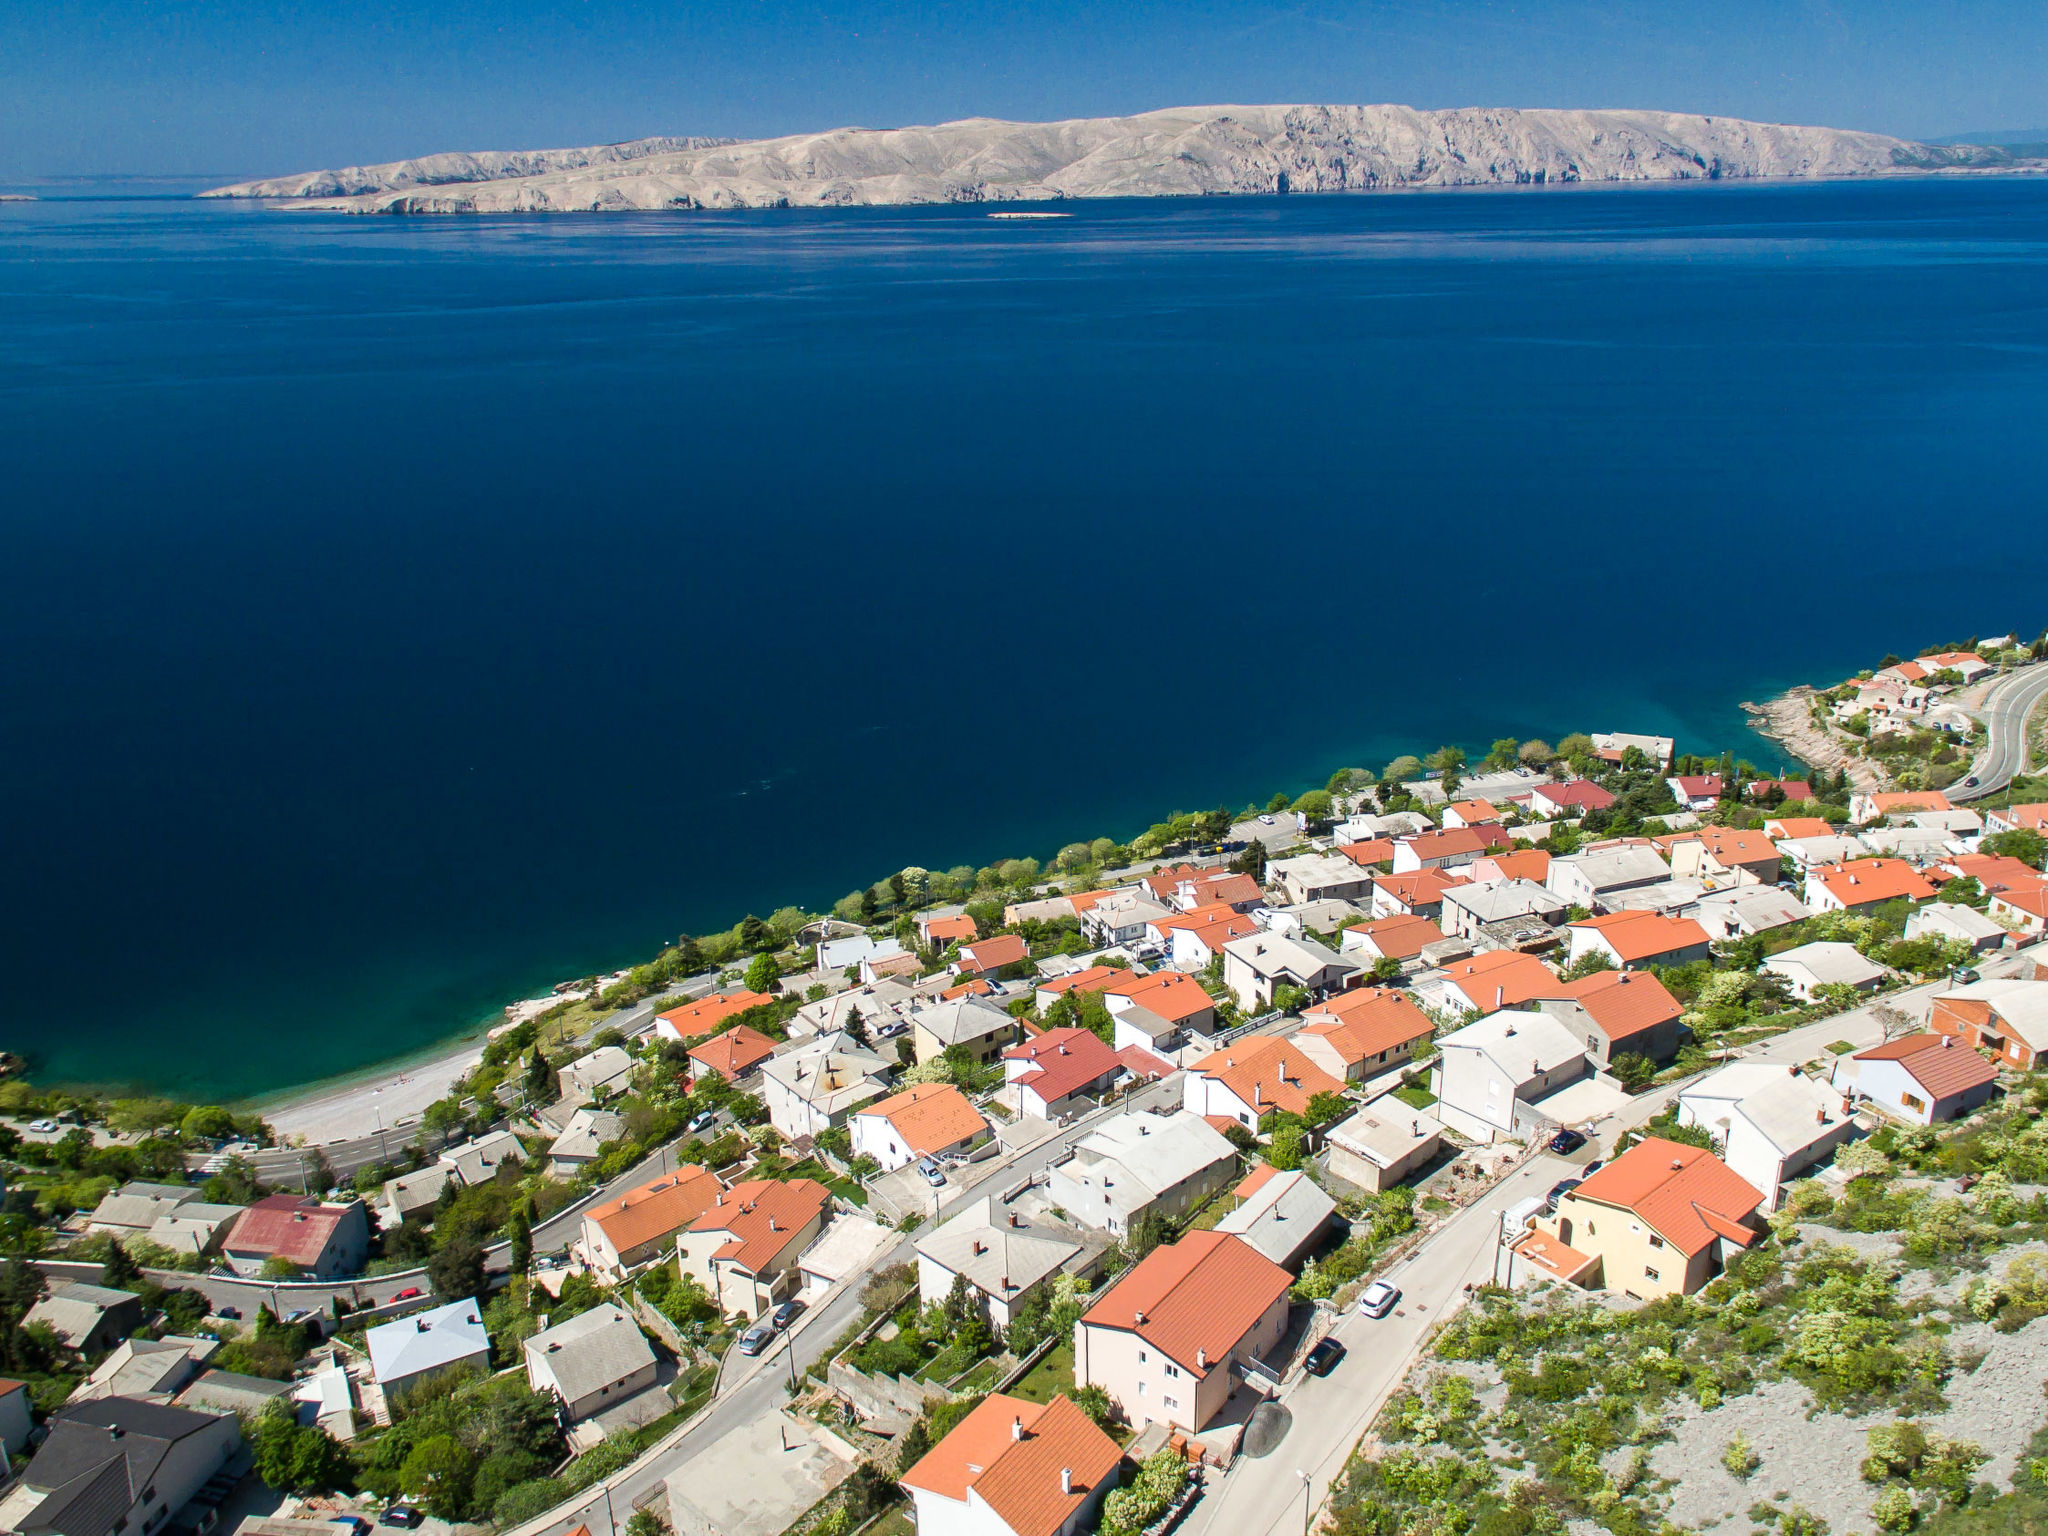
[5,0,2046,179]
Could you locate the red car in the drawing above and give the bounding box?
[391,1287,423,1302]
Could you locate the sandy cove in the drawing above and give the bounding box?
[257,1040,487,1147]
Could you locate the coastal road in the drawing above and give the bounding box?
[1952,662,2048,802]
[510,1074,1186,1536]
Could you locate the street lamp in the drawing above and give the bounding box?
[1297,1469,1313,1536]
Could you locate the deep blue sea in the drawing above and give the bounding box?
[4,176,2047,1102]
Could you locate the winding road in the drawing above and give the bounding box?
[1952,662,2048,802]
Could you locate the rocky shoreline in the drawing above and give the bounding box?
[1742,687,1886,790]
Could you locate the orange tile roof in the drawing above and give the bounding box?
[1513,1232,1599,1283]
[1065,889,1115,915]
[1003,1027,1123,1103]
[1444,798,1501,824]
[1660,826,1779,868]
[1995,882,2048,921]
[688,1023,779,1079]
[1103,970,1215,1024]
[1811,859,1936,907]
[1471,850,1550,885]
[658,988,773,1038]
[1855,1032,2001,1098]
[1442,950,1561,1012]
[1995,804,2048,831]
[1234,1163,1282,1199]
[1343,913,1445,959]
[1747,779,1814,801]
[1765,817,1833,840]
[1190,1035,1345,1117]
[1865,791,1954,815]
[1300,988,1436,1063]
[1402,826,1511,861]
[1372,869,1470,909]
[900,1394,1123,1536]
[1082,1231,1291,1377]
[1944,854,2045,895]
[1568,1137,1763,1257]
[1160,904,1259,951]
[857,1082,989,1156]
[1036,966,1122,999]
[685,1177,831,1274]
[587,1165,724,1254]
[1531,780,1615,812]
[960,934,1030,973]
[1567,910,1710,964]
[1140,865,1261,910]
[943,978,999,1000]
[922,914,979,945]
[1335,839,1395,868]
[1540,969,1682,1044]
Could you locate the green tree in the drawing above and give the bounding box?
[1382,755,1423,787]
[507,1200,532,1275]
[1426,745,1467,776]
[743,951,782,993]
[249,1399,353,1493]
[428,1239,488,1303]
[400,1435,475,1519]
[738,914,771,951]
[1484,738,1521,770]
[180,1105,238,1143]
[1304,1091,1351,1127]
[1982,829,2046,867]
[1267,1117,1307,1171]
[1518,740,1554,768]
[1292,789,1334,825]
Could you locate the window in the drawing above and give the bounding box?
[1138,1349,1147,1363]
[1165,1364,1180,1378]
[1648,1235,1665,1249]
[1165,1396,1179,1409]
[1644,1267,1660,1281]
[1138,1381,1148,1397]
[1902,1093,1927,1113]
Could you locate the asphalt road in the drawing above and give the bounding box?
[1952,663,2048,802]
[512,1076,1185,1536]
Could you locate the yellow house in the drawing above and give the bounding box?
[1529,1137,1764,1300]
[909,997,1019,1067]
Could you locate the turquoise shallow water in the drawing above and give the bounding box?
[2,177,2046,1101]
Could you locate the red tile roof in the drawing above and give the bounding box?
[1082,1231,1291,1377]
[1747,779,1814,802]
[684,1177,831,1275]
[1189,1036,1344,1117]
[1532,780,1616,812]
[1856,1032,2001,1098]
[943,978,999,1000]
[1568,1137,1763,1257]
[1157,904,1259,952]
[1670,774,1725,799]
[688,1023,779,1079]
[1036,966,1122,999]
[222,1195,360,1268]
[1811,859,1936,907]
[1103,970,1214,1024]
[1114,1044,1174,1081]
[1401,826,1511,862]
[1234,1163,1281,1199]
[899,1394,1123,1536]
[1944,854,2045,896]
[960,935,1030,973]
[1003,1028,1123,1105]
[1863,792,1954,816]
[1372,869,1470,910]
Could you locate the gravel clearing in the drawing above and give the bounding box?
[1648,1314,2048,1534]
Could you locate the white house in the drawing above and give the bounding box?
[365,1299,490,1406]
[758,1029,893,1140]
[524,1304,658,1423]
[913,1196,1093,1329]
[1430,1010,1591,1144]
[1220,931,1361,1013]
[1546,847,1672,909]
[1046,1111,1238,1236]
[1676,1064,1857,1211]
[1439,880,1568,940]
[1762,941,1889,1001]
[1690,886,1811,940]
[1831,1033,1998,1125]
[1905,903,2007,954]
[1324,1099,1444,1192]
[1268,854,1373,905]
[850,1083,991,1172]
[1212,1165,1337,1270]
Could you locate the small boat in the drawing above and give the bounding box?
[987,210,1070,219]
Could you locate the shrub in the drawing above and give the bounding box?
[1724,1433,1760,1478]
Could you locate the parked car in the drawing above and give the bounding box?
[1548,1127,1586,1155]
[1357,1280,1399,1318]
[771,1299,806,1331]
[687,1111,716,1135]
[216,1306,242,1321]
[391,1287,422,1302]
[1546,1178,1582,1209]
[737,1321,775,1356]
[28,1119,56,1134]
[332,1519,371,1536]
[876,1021,908,1039]
[1580,1159,1604,1178]
[917,1157,947,1188]
[1303,1338,1346,1376]
[378,1509,423,1530]
[1258,814,1277,826]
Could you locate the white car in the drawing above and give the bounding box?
[1357,1280,1399,1318]
[28,1119,57,1134]
[1257,814,1276,825]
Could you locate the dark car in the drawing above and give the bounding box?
[771,1299,806,1331]
[1547,1177,1582,1209]
[1303,1338,1346,1377]
[1548,1128,1586,1155]
[1580,1159,1604,1178]
[737,1321,775,1356]
[379,1509,424,1530]
[217,1306,242,1321]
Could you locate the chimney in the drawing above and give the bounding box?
[1008,1212,1020,1228]
[973,1240,986,1256]
[1671,1158,1683,1170]
[1196,1347,1207,1369]
[769,1216,780,1232]
[1061,1468,1073,1496]
[1002,1275,1012,1291]
[1133,1310,1146,1324]
[1495,986,1505,1010]
[1013,1416,1024,1442]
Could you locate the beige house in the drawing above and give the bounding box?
[675,1177,833,1319]
[909,997,1020,1066]
[1324,1099,1444,1192]
[524,1304,658,1423]
[1074,1230,1291,1433]
[1527,1137,1764,1300]
[578,1165,724,1283]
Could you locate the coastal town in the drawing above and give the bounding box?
[8,633,2048,1536]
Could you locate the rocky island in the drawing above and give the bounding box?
[202,103,2033,214]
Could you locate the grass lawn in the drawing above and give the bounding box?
[865,1506,916,1536]
[1185,1187,1237,1231]
[1007,1342,1075,1405]
[1392,1084,1436,1109]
